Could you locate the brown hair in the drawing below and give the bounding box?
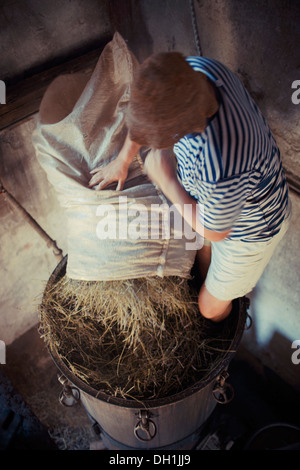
[126,52,218,149]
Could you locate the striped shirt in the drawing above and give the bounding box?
[174,56,290,242]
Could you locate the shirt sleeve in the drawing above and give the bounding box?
[174,136,253,234]
[174,138,197,193]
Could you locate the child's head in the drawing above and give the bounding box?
[126,52,218,149]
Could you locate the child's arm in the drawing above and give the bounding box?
[89,133,141,191]
[144,148,231,242]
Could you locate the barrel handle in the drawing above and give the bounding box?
[134,410,156,442]
[212,370,234,404]
[57,373,80,407]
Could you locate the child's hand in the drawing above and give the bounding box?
[89,133,141,191]
[89,158,129,191]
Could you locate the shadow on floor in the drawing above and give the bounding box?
[1,326,94,450]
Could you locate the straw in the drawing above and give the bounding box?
[39,275,234,400]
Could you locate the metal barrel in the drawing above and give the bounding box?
[46,256,248,450]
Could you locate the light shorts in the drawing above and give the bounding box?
[204,210,291,301]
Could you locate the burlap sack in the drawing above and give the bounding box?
[33,32,200,281]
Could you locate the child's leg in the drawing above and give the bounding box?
[198,284,232,322]
[198,214,290,322]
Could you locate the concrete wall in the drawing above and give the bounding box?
[0,0,299,389]
[0,0,112,344]
[0,116,68,344]
[244,190,300,389]
[0,0,111,80]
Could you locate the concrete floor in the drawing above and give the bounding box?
[2,326,95,450]
[1,324,299,451]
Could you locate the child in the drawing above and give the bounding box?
[89,52,291,323]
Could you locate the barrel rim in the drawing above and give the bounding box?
[45,255,247,409]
